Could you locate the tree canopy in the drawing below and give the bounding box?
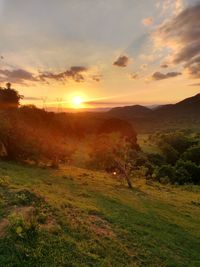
[0,83,23,109]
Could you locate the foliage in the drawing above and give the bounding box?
[176,160,200,185]
[182,145,200,165]
[88,133,139,188]
[0,83,22,109]
[147,131,200,185]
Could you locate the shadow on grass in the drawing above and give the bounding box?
[92,193,200,267]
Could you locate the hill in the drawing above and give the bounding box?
[108,105,151,120]
[106,93,200,132]
[152,93,200,118]
[0,161,200,266]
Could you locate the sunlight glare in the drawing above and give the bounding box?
[72,96,83,107]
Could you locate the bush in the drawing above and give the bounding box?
[159,143,179,165]
[158,132,195,154]
[176,160,200,184]
[154,165,176,183]
[182,145,200,165]
[174,167,192,185]
[147,153,165,166]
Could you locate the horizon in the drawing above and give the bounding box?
[31,91,199,113]
[0,0,200,110]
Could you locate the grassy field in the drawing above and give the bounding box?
[137,134,161,154]
[0,161,200,267]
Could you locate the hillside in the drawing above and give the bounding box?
[107,93,200,132]
[152,93,200,118]
[0,161,200,266]
[107,105,151,120]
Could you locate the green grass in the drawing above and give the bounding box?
[137,134,161,154]
[0,161,200,266]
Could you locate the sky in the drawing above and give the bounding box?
[0,0,199,110]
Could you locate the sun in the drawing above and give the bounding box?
[72,96,84,107]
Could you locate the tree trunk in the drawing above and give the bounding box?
[124,173,133,189]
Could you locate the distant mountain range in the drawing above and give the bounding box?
[106,93,200,132]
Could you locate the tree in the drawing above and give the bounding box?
[159,143,179,165]
[88,133,138,188]
[176,160,200,184]
[0,83,23,109]
[155,165,176,184]
[182,146,200,165]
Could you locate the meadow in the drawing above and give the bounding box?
[0,161,200,267]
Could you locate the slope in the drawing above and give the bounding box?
[0,161,200,266]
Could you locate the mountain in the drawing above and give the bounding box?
[107,105,152,120]
[106,93,200,132]
[153,93,200,117]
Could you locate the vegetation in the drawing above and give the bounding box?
[0,161,200,266]
[0,84,200,266]
[0,83,22,109]
[138,131,200,185]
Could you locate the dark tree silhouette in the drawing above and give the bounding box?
[0,83,23,109]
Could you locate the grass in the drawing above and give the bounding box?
[0,161,200,266]
[137,134,161,154]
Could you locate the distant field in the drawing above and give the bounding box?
[137,134,161,154]
[0,161,200,266]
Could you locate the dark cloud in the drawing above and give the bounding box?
[0,69,38,84]
[155,3,200,78]
[39,66,88,83]
[161,64,168,68]
[130,73,138,80]
[0,66,89,85]
[113,55,129,67]
[92,75,102,82]
[152,71,182,80]
[184,55,200,79]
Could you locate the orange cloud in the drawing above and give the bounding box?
[142,17,153,26]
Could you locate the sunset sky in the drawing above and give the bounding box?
[0,0,199,110]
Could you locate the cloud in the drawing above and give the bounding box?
[39,66,88,83]
[183,55,200,79]
[161,64,168,68]
[113,55,129,67]
[140,64,147,70]
[157,0,184,16]
[0,66,89,85]
[154,3,200,78]
[0,69,38,84]
[142,17,153,26]
[152,71,182,80]
[189,83,200,87]
[23,96,42,100]
[139,54,155,62]
[92,74,102,82]
[129,73,138,80]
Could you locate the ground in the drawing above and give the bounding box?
[0,161,200,267]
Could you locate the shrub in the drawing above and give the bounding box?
[154,165,176,183]
[158,132,195,154]
[147,153,165,166]
[176,160,200,184]
[174,167,192,185]
[159,143,179,165]
[182,145,200,165]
